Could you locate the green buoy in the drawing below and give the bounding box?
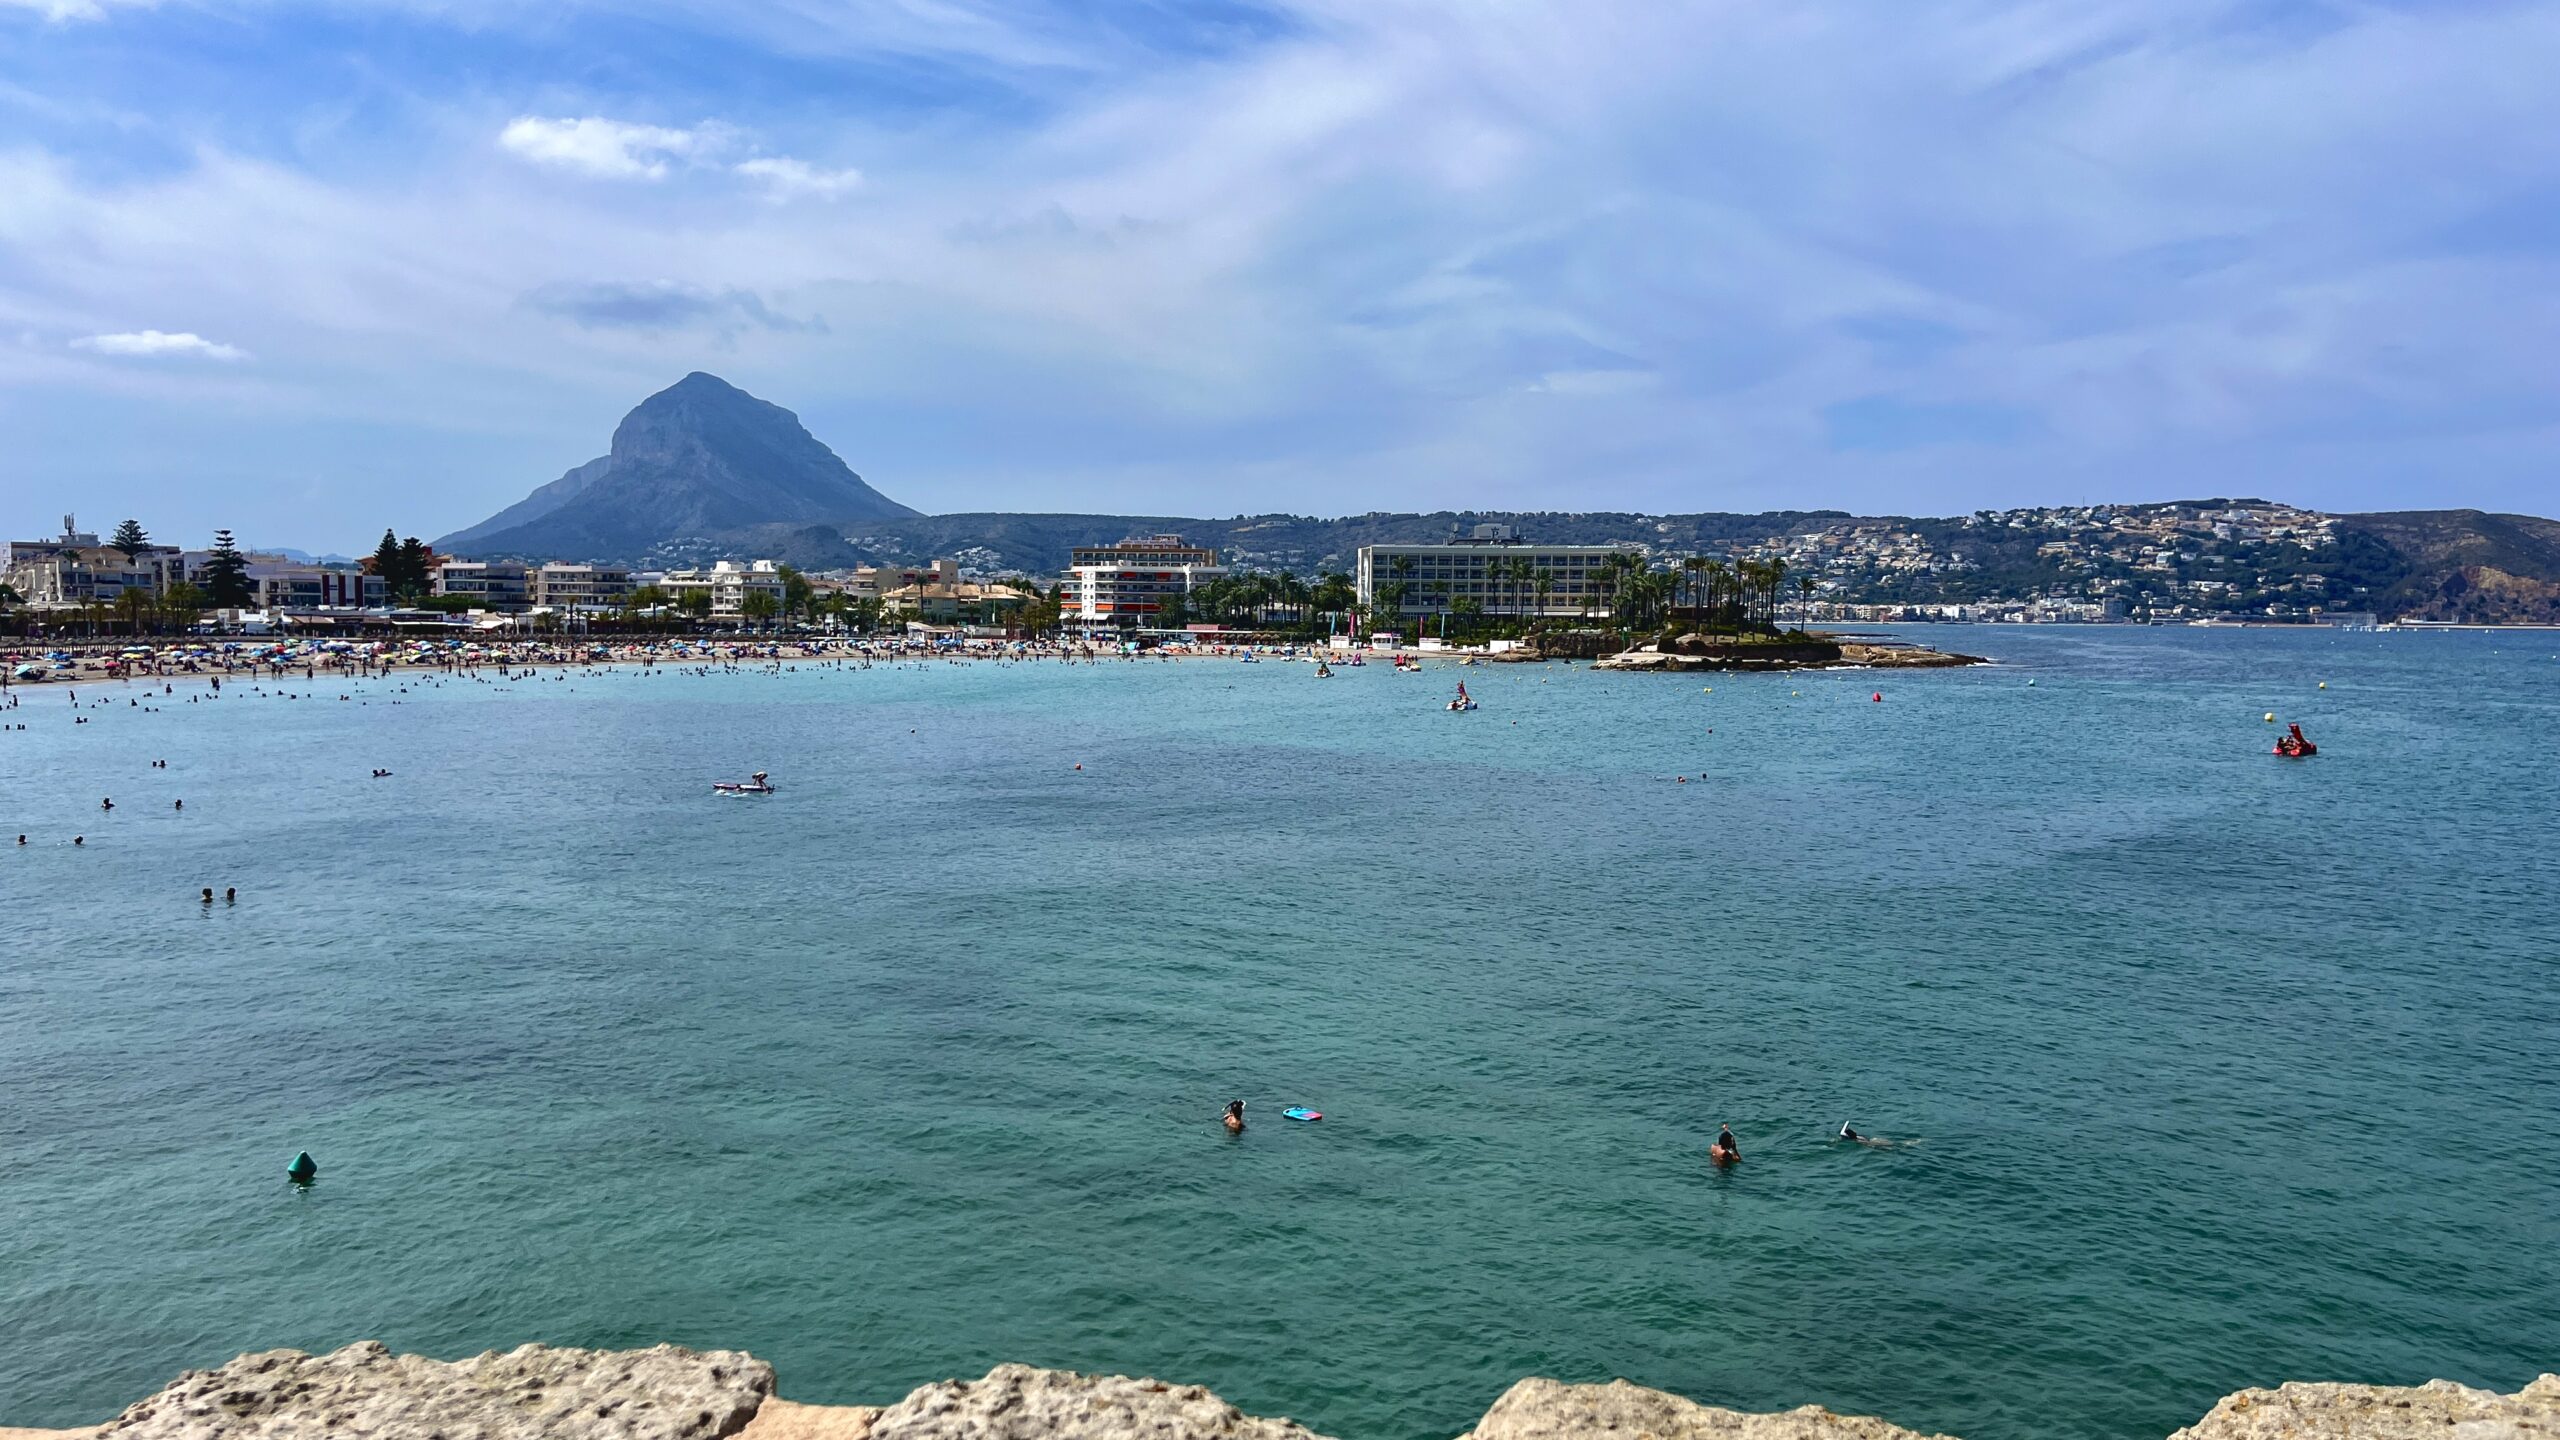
[287,1152,317,1184]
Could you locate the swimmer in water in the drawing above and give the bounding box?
[1710,1124,1740,1165]
[1222,1099,1246,1134]
[1838,1122,1898,1149]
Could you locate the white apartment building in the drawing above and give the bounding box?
[1060,535,1225,630]
[1355,528,1642,620]
[433,559,531,611]
[660,559,785,620]
[527,562,633,611]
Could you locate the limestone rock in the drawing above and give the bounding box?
[94,1339,773,1440]
[2169,1374,2560,1440]
[740,1399,881,1440]
[1464,1378,1953,1440]
[868,1365,1330,1440]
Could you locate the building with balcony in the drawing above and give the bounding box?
[1355,527,1641,621]
[528,562,633,611]
[1060,535,1224,631]
[659,559,785,621]
[432,559,531,611]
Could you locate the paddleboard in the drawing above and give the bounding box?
[1282,1107,1322,1122]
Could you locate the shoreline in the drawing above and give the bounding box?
[8,1342,2551,1440]
[0,633,1985,689]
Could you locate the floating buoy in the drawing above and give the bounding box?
[287,1152,318,1184]
[2026,678,2037,687]
[2317,681,2327,689]
[2264,712,2276,723]
[1872,692,1883,703]
[1073,763,1082,771]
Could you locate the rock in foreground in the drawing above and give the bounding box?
[93,1340,773,1440]
[2169,1374,2560,1440]
[1465,1378,1954,1440]
[869,1365,1330,1440]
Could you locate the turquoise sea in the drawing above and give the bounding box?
[3,628,2555,1438]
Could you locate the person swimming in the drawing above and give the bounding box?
[1222,1099,1246,1134]
[1838,1122,1896,1149]
[1710,1124,1740,1164]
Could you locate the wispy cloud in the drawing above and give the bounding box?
[734,156,862,201]
[496,116,722,180]
[520,280,825,336]
[0,0,140,22]
[72,329,248,360]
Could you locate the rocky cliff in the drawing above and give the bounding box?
[7,1345,2552,1440]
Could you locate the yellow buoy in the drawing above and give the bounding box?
[2264,712,2276,723]
[2318,681,2327,689]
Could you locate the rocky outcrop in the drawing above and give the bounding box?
[869,1365,1327,1440]
[1464,1378,1952,1440]
[16,1347,2557,1440]
[2169,1374,2560,1440]
[88,1340,772,1440]
[1592,633,1982,671]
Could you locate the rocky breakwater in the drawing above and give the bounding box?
[6,1345,2553,1440]
[1591,632,1985,673]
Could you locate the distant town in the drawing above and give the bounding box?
[4,496,2469,641]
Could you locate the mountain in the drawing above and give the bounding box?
[2334,509,2560,623]
[435,373,915,558]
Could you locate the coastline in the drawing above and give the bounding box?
[10,1342,2552,1440]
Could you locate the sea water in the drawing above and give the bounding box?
[2,628,2555,1439]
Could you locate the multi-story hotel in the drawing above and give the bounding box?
[432,559,531,612]
[658,559,786,621]
[1356,527,1643,621]
[1060,535,1225,631]
[527,562,633,611]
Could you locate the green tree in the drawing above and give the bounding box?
[741,590,781,627]
[395,538,432,598]
[778,565,813,623]
[199,529,253,608]
[680,588,714,622]
[369,529,402,589]
[111,519,150,562]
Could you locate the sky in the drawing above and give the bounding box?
[2,0,2557,551]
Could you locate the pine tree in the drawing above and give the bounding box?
[111,519,150,561]
[370,529,402,586]
[199,530,253,608]
[396,538,431,597]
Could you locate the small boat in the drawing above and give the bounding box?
[2273,723,2316,758]
[1446,682,1477,712]
[714,770,777,794]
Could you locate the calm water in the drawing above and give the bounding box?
[3,628,2556,1438]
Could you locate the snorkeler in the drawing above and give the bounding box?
[1710,1124,1740,1165]
[1222,1099,1246,1134]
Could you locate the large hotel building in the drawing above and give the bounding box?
[1356,527,1642,620]
[1060,535,1226,631]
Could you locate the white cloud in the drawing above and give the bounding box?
[496,116,718,180]
[0,0,128,22]
[72,329,248,360]
[735,156,863,201]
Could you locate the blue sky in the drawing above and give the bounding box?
[3,0,2556,550]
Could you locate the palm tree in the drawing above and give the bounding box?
[1533,569,1554,628]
